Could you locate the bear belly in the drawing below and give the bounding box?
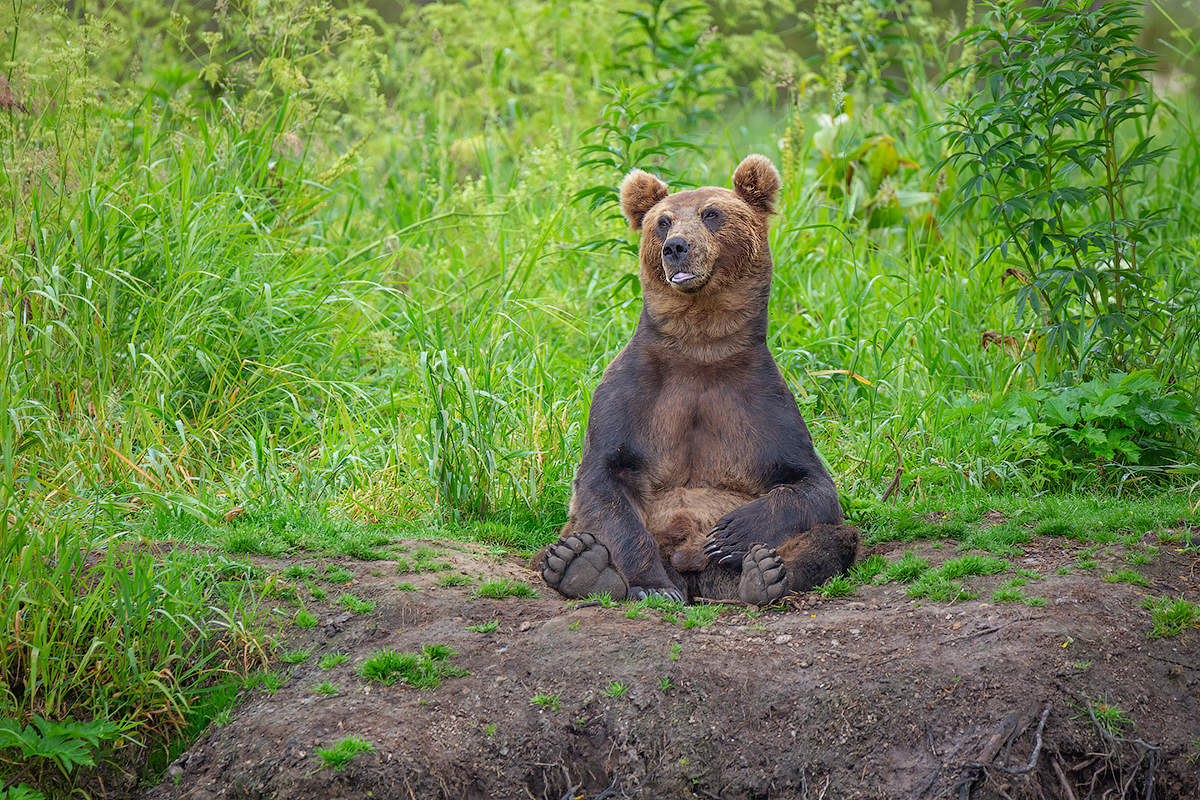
[640,487,756,572]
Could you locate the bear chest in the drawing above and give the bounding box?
[639,376,764,489]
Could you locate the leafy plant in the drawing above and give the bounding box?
[0,716,126,780]
[313,681,339,696]
[941,0,1173,376]
[972,371,1196,473]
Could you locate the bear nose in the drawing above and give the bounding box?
[662,237,690,267]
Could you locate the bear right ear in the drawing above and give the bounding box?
[619,169,669,230]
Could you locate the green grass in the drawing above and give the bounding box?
[279,647,312,664]
[319,652,349,669]
[313,681,340,696]
[1104,569,1150,587]
[438,573,474,587]
[324,566,355,584]
[335,593,376,614]
[316,736,374,770]
[474,578,539,599]
[467,619,500,633]
[604,681,630,698]
[396,582,418,591]
[531,692,561,711]
[1142,596,1200,638]
[4,1,1199,796]
[357,644,468,689]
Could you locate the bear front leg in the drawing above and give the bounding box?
[703,479,842,569]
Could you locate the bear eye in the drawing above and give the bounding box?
[701,208,719,221]
[657,216,671,230]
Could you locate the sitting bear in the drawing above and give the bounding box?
[541,155,859,605]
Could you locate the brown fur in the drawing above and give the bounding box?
[547,155,856,602]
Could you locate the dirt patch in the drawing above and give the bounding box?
[144,537,1200,800]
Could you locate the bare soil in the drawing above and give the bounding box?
[144,535,1200,800]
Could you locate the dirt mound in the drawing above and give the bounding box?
[144,537,1200,800]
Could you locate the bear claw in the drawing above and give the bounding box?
[541,532,629,600]
[738,543,788,605]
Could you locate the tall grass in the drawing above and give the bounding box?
[2,0,1200,794]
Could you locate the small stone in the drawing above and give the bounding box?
[167,764,183,781]
[850,628,861,635]
[799,660,811,668]
[518,621,532,632]
[774,634,793,644]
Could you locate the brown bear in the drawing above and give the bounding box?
[540,155,859,605]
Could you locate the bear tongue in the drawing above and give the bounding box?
[670,271,696,284]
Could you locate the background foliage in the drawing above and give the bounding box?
[2,0,1199,795]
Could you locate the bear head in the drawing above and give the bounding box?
[619,154,780,299]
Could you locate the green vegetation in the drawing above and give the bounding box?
[474,578,539,599]
[438,573,475,588]
[280,647,313,664]
[316,736,375,770]
[335,593,376,614]
[1142,596,1200,638]
[294,610,319,629]
[313,681,340,697]
[467,620,501,633]
[1104,569,1150,587]
[4,0,1199,795]
[357,644,468,689]
[1085,696,1134,736]
[319,652,349,670]
[531,693,561,711]
[604,681,630,699]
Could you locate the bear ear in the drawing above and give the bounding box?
[732,154,781,214]
[619,169,670,230]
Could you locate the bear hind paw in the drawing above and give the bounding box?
[738,543,789,605]
[542,532,629,601]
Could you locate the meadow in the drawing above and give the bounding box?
[2,0,1199,795]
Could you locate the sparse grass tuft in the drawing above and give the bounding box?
[319,652,349,669]
[295,610,319,628]
[280,647,312,664]
[336,593,375,614]
[313,681,339,696]
[819,574,858,597]
[682,604,727,628]
[531,692,561,710]
[467,619,500,633]
[1142,596,1199,638]
[317,736,374,770]
[1104,569,1149,587]
[358,644,467,688]
[475,578,538,599]
[324,566,355,584]
[438,573,474,587]
[604,680,629,698]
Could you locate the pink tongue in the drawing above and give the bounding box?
[671,272,695,283]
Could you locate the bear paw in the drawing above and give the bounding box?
[541,532,629,601]
[738,544,789,606]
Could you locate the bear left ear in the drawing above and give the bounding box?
[732,154,781,214]
[619,169,670,230]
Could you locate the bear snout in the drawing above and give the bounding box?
[662,236,690,268]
